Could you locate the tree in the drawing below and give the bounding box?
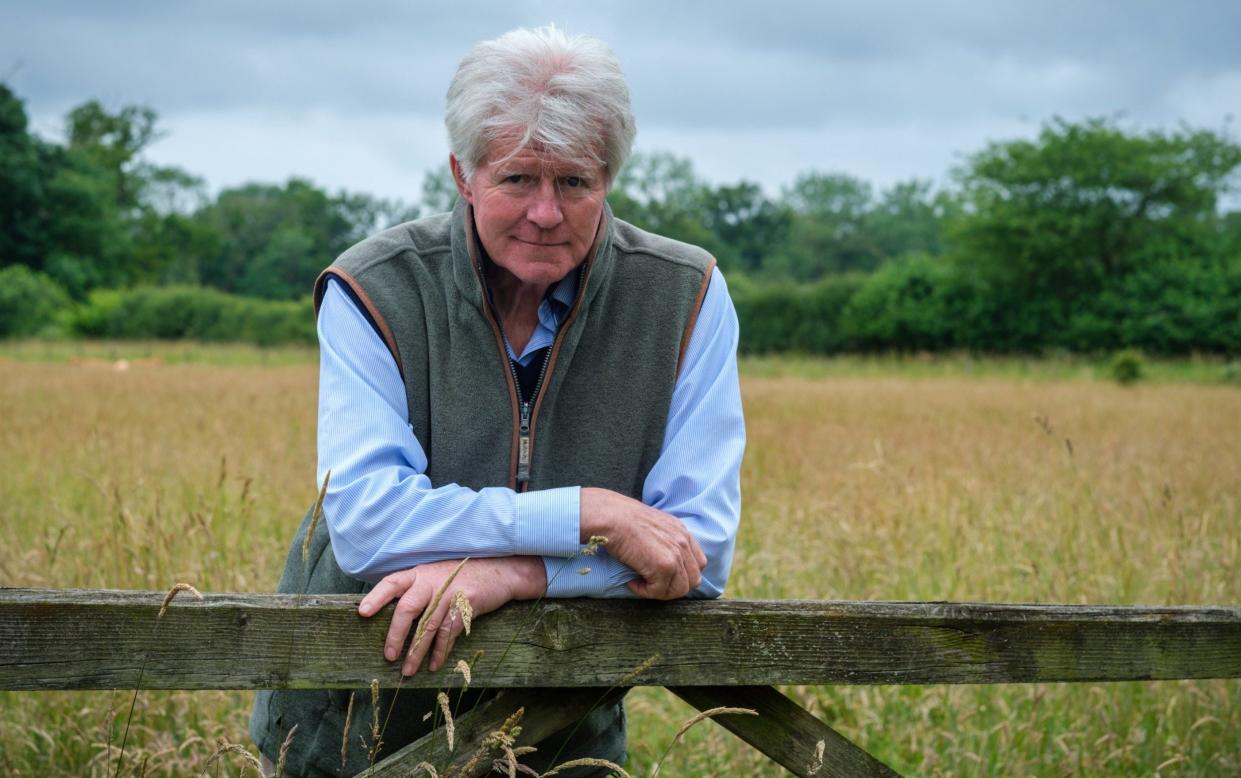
[772,172,882,279]
[66,100,161,212]
[420,163,458,213]
[0,84,47,270]
[196,178,417,299]
[867,179,954,260]
[608,151,718,258]
[696,181,790,273]
[953,117,1241,294]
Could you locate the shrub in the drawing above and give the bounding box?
[731,274,864,354]
[0,265,72,337]
[68,285,316,345]
[841,255,991,352]
[1108,348,1145,385]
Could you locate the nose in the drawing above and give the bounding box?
[526,178,564,230]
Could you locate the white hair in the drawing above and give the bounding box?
[445,25,637,184]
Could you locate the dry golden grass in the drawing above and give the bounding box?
[1,354,1238,776]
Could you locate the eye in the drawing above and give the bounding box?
[562,176,583,188]
[504,174,528,185]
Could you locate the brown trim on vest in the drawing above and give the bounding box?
[462,205,522,490]
[676,257,717,378]
[314,267,405,378]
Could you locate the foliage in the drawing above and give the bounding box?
[840,255,990,352]
[0,265,72,337]
[953,117,1241,294]
[196,179,417,300]
[1108,348,1146,385]
[730,274,864,353]
[3,79,1241,354]
[70,285,316,345]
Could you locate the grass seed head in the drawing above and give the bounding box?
[539,757,633,777]
[437,691,455,752]
[454,659,472,688]
[205,737,262,776]
[450,589,474,635]
[808,738,825,775]
[158,582,202,619]
[409,558,469,665]
[274,723,298,778]
[616,654,659,687]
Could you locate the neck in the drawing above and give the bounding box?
[486,265,549,356]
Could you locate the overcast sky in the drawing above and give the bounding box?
[5,1,1240,204]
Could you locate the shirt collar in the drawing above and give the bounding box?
[547,267,580,311]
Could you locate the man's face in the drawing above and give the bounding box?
[453,142,608,289]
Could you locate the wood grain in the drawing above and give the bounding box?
[3,588,1238,690]
[362,687,626,778]
[670,685,900,777]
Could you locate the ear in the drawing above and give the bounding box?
[449,155,474,205]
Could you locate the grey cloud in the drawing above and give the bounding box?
[7,1,1239,199]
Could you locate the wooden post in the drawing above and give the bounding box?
[671,686,900,777]
[361,688,626,778]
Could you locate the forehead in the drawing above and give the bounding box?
[481,139,603,175]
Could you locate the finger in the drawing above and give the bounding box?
[671,559,692,599]
[685,550,704,593]
[648,561,682,600]
[359,570,415,617]
[404,599,451,676]
[428,609,465,672]
[386,585,429,663]
[690,535,707,571]
[626,578,649,598]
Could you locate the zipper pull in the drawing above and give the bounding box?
[517,401,532,484]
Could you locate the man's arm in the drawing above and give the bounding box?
[317,278,582,581]
[319,273,742,593]
[327,269,743,672]
[544,267,745,599]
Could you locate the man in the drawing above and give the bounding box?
[251,25,744,777]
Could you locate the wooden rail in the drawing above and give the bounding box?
[3,588,1239,776]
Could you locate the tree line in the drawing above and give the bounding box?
[2,82,1240,353]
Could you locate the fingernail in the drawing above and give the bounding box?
[386,647,397,661]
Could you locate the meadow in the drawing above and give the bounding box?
[1,342,1238,776]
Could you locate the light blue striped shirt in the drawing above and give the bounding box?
[316,265,744,598]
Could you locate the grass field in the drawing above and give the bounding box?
[1,343,1238,776]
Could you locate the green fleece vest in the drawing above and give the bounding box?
[250,200,714,777]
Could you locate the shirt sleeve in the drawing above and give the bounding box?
[316,278,582,583]
[543,266,746,599]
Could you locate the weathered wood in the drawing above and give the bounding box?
[670,685,900,778]
[361,687,626,778]
[3,588,1240,690]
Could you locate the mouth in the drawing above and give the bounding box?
[514,238,568,247]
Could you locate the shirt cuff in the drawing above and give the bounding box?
[543,551,638,598]
[513,485,581,557]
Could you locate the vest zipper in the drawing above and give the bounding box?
[469,213,602,492]
[511,345,553,487]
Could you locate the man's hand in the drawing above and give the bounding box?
[357,556,546,676]
[580,487,707,600]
